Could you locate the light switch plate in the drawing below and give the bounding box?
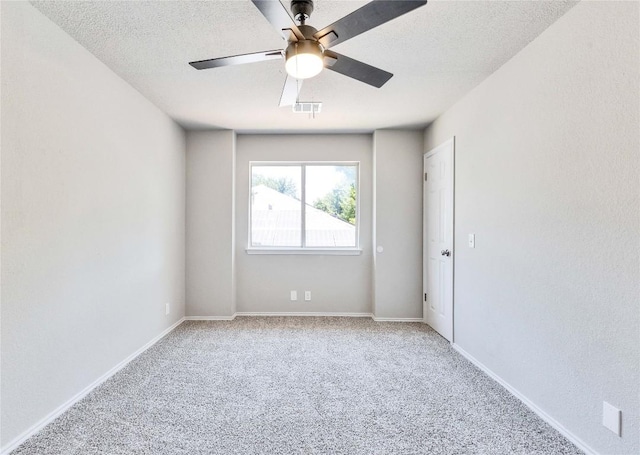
[602,401,621,436]
[468,234,475,248]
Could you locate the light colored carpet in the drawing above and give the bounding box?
[14,317,582,454]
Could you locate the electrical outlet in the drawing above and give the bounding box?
[603,402,621,436]
[468,234,475,248]
[304,291,311,301]
[290,290,297,301]
[165,303,170,316]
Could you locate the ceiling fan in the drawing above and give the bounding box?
[189,0,427,107]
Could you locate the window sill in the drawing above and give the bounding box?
[246,248,362,256]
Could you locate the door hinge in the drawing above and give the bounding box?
[424,172,428,182]
[424,292,427,302]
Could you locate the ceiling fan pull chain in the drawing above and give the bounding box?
[294,43,300,103]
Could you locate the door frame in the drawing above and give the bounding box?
[423,137,455,342]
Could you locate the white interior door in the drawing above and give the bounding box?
[423,138,454,341]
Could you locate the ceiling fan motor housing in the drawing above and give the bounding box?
[297,24,320,41]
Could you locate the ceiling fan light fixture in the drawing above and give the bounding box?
[285,41,323,80]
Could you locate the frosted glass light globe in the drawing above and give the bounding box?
[285,41,324,80]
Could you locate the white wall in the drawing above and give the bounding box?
[424,2,639,454]
[1,2,186,449]
[373,130,424,319]
[186,130,236,317]
[235,134,373,314]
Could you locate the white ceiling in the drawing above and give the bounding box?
[31,0,577,132]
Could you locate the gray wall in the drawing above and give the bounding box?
[424,2,639,454]
[1,2,186,448]
[235,134,373,314]
[185,132,426,319]
[373,130,424,319]
[186,131,236,318]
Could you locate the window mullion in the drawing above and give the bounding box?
[301,164,306,248]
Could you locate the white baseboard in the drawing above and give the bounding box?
[372,317,423,322]
[184,315,237,321]
[235,311,373,318]
[185,313,422,321]
[1,317,186,455]
[452,343,597,455]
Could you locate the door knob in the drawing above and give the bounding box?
[441,249,451,257]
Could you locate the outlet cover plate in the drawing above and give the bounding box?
[304,291,311,301]
[290,290,297,301]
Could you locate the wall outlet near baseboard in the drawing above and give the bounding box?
[304,291,311,301]
[602,401,621,436]
[165,303,170,316]
[290,290,298,301]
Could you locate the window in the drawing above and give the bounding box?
[250,162,359,251]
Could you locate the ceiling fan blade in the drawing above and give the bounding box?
[279,75,303,107]
[323,50,392,88]
[251,0,305,41]
[189,50,283,70]
[314,0,427,49]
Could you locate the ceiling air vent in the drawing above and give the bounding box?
[292,102,322,114]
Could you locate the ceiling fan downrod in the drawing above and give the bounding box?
[291,0,314,25]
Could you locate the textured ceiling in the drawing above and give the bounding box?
[31,0,577,132]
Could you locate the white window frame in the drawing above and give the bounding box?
[247,161,361,255]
